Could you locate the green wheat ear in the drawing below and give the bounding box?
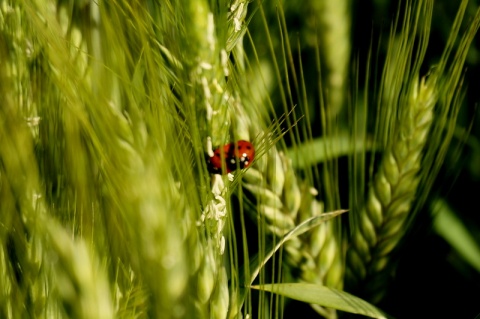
[346,0,480,301]
[0,40,115,317]
[347,75,437,297]
[183,0,260,317]
[3,0,257,317]
[308,0,351,118]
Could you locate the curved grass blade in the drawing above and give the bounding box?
[287,133,377,169]
[251,283,388,319]
[433,199,480,273]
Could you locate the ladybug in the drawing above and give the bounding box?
[208,140,255,174]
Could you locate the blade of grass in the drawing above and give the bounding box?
[251,283,388,319]
[286,133,377,169]
[433,199,480,273]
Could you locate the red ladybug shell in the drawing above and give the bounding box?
[208,143,232,174]
[208,140,255,174]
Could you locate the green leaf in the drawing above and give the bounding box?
[251,283,388,319]
[433,199,480,272]
[286,133,377,168]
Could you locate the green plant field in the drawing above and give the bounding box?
[1,0,480,318]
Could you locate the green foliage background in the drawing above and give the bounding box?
[1,0,480,318]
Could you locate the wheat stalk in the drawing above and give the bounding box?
[184,0,255,317]
[346,75,437,300]
[0,42,114,318]
[4,1,213,317]
[346,0,480,302]
[308,0,351,117]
